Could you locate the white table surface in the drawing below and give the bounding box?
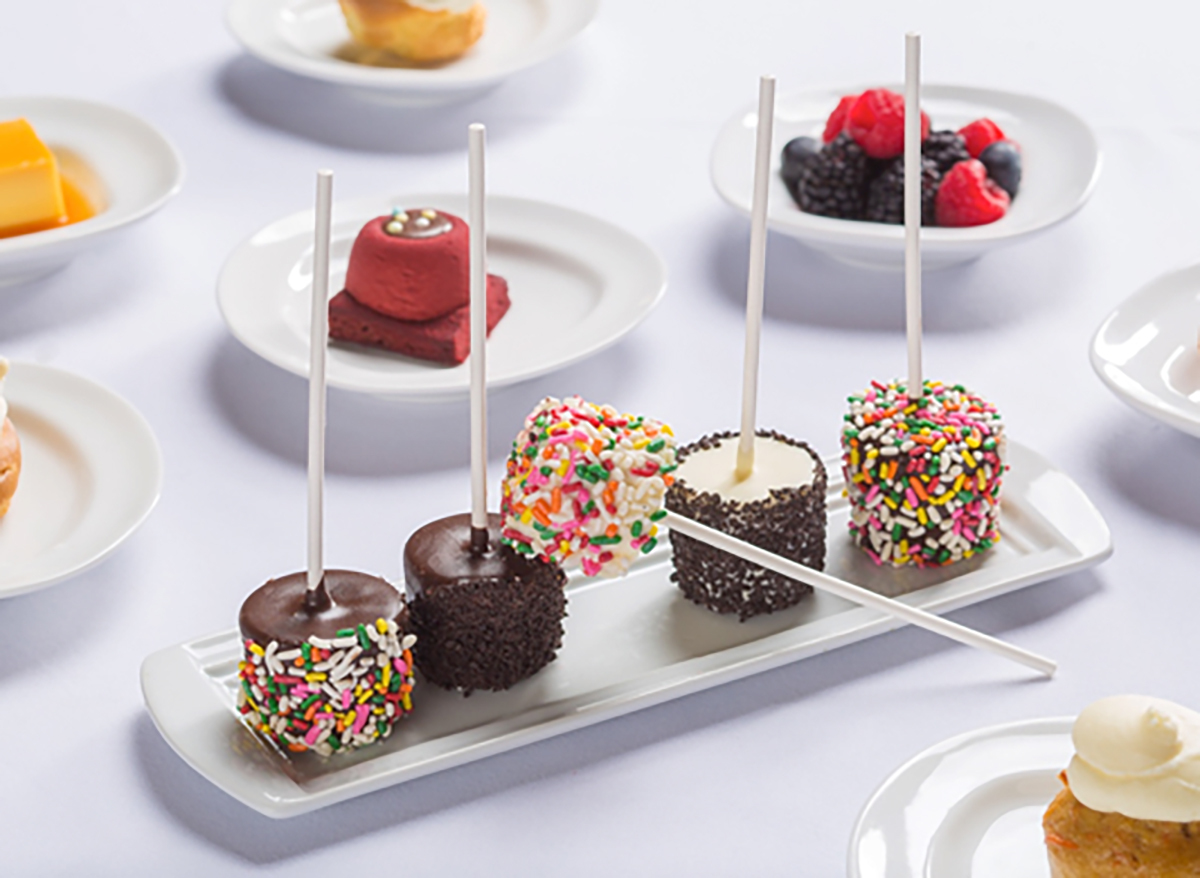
[3,1,1200,874]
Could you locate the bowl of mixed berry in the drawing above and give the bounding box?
[783,88,1019,228]
[710,85,1100,270]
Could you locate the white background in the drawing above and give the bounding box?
[3,0,1200,874]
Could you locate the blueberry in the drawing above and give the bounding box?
[780,136,822,187]
[979,140,1021,198]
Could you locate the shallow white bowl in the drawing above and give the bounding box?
[1091,263,1200,437]
[0,96,184,288]
[711,85,1100,271]
[217,192,666,400]
[0,362,163,598]
[226,0,599,106]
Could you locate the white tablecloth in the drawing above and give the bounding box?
[3,1,1200,874]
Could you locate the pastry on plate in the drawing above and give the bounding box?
[338,0,486,63]
[0,359,20,518]
[1044,695,1200,876]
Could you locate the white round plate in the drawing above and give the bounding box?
[711,85,1100,271]
[0,362,163,598]
[226,0,599,106]
[0,96,184,287]
[849,717,1072,878]
[218,193,666,400]
[1091,263,1200,438]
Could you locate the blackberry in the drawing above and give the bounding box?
[864,156,941,225]
[922,130,970,175]
[795,132,870,220]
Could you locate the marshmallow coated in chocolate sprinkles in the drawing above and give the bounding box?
[665,429,827,620]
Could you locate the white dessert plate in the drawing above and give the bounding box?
[217,192,666,400]
[0,362,163,598]
[710,85,1100,271]
[226,0,599,106]
[848,716,1072,878]
[0,96,184,288]
[1090,263,1200,438]
[142,441,1109,818]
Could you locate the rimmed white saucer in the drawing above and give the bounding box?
[0,362,163,598]
[710,85,1100,271]
[0,96,185,288]
[226,0,599,106]
[1091,263,1200,438]
[217,192,667,401]
[849,716,1071,878]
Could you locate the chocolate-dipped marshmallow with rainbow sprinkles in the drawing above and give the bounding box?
[236,171,417,756]
[841,380,1004,567]
[500,395,678,577]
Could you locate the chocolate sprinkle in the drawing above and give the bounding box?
[404,513,567,693]
[665,430,827,620]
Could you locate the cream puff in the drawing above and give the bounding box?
[338,0,486,63]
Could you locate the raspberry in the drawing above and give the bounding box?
[822,94,858,143]
[958,118,1006,158]
[935,159,1010,227]
[845,88,930,160]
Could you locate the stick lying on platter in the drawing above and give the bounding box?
[661,510,1057,678]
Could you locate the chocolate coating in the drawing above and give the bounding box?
[239,569,405,646]
[404,512,567,693]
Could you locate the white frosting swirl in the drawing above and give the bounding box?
[404,0,478,13]
[1067,695,1200,822]
[0,358,8,424]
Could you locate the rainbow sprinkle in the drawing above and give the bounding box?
[237,619,416,757]
[500,396,677,577]
[840,379,1006,568]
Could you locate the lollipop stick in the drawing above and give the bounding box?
[468,123,489,554]
[735,74,776,482]
[905,33,923,402]
[663,510,1056,677]
[307,169,333,602]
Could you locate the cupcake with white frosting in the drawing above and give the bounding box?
[1044,695,1200,876]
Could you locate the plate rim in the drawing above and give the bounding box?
[0,361,164,598]
[1090,261,1200,438]
[216,191,668,399]
[710,82,1102,253]
[847,714,1073,878]
[142,441,1110,818]
[225,0,601,93]
[0,95,186,257]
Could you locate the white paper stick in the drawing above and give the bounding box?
[905,33,923,401]
[308,169,333,593]
[663,510,1056,677]
[468,123,488,544]
[735,74,776,482]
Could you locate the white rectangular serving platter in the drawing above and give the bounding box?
[141,441,1111,818]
